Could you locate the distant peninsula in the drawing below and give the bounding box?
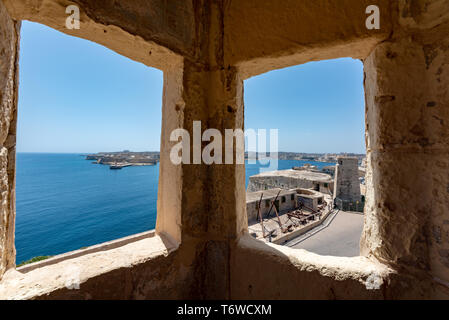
[85,151,160,170]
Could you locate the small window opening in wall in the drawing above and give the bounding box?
[245,58,366,258]
[15,22,163,266]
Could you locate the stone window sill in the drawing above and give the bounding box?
[0,232,179,300]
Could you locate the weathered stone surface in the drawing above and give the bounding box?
[0,147,9,278]
[0,0,448,299]
[399,0,449,30]
[0,234,188,299]
[225,0,394,79]
[2,0,185,71]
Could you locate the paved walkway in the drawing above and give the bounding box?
[288,211,364,257]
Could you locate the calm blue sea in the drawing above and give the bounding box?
[15,153,334,264]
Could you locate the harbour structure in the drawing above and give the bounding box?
[246,187,332,244]
[246,188,326,223]
[333,157,364,212]
[86,151,159,168]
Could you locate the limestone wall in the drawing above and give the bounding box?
[248,175,316,193]
[231,235,390,300]
[0,234,197,300]
[0,0,19,280]
[297,194,322,212]
[247,171,333,193]
[0,0,448,300]
[224,0,394,79]
[2,0,187,71]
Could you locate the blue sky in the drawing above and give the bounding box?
[18,21,365,154]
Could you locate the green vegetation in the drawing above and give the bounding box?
[17,256,52,267]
